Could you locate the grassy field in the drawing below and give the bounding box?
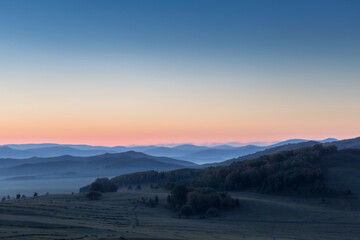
[0,190,359,240]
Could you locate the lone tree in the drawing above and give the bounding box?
[180,205,194,219]
[16,194,21,199]
[33,192,38,197]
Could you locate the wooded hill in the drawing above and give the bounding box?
[82,144,359,195]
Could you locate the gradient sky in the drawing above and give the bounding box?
[0,0,359,146]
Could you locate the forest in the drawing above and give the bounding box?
[81,144,339,195]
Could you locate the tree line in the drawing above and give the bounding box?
[85,144,339,195]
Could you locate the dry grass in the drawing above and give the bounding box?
[0,190,359,240]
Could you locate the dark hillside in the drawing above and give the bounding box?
[324,137,360,150]
[83,145,355,195]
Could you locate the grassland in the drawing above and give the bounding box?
[0,189,359,240]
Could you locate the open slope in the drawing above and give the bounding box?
[0,190,358,240]
[319,149,360,194]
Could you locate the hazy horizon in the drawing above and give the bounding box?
[0,136,344,148]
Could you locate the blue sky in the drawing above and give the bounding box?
[0,0,359,145]
[1,1,359,56]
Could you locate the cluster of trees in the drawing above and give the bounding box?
[80,177,119,193]
[95,145,337,195]
[167,185,239,217]
[88,178,119,193]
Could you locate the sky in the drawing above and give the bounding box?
[0,0,359,146]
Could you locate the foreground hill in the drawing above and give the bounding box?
[0,190,359,240]
[91,145,360,196]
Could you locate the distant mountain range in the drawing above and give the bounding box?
[0,137,359,185]
[0,151,196,179]
[0,138,338,164]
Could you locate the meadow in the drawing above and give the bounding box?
[0,189,358,240]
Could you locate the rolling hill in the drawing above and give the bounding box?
[179,145,265,163]
[0,151,197,178]
[98,145,360,196]
[0,138,340,163]
[208,141,320,167]
[324,136,360,149]
[204,137,360,167]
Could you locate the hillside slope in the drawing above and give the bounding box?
[206,141,319,167]
[99,145,360,195]
[319,149,360,194]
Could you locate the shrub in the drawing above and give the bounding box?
[206,207,220,217]
[86,191,102,200]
